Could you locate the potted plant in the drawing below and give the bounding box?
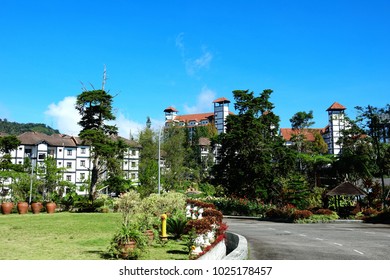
[110,222,147,259]
[136,212,158,244]
[45,192,59,214]
[45,201,56,214]
[17,200,28,214]
[1,199,14,215]
[30,194,43,214]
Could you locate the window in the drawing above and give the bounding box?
[67,162,72,168]
[131,161,136,168]
[81,148,86,154]
[80,160,85,167]
[131,150,136,156]
[66,175,72,181]
[67,149,72,156]
[38,153,45,160]
[80,173,85,180]
[59,148,62,152]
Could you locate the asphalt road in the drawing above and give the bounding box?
[225,218,390,260]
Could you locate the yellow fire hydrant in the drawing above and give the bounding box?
[160,214,168,241]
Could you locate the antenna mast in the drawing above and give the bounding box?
[102,65,107,90]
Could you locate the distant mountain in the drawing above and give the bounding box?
[0,119,60,135]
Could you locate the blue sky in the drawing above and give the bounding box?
[1,0,389,137]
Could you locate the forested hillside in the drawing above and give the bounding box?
[0,119,60,135]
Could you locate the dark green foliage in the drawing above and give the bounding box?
[203,197,274,217]
[0,119,59,135]
[167,214,187,239]
[289,110,315,130]
[138,126,158,197]
[212,89,295,201]
[75,89,128,200]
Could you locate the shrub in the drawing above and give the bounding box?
[363,209,390,224]
[362,207,379,217]
[203,196,273,217]
[313,208,334,215]
[114,190,141,225]
[167,211,187,239]
[292,210,313,220]
[202,208,223,223]
[186,199,215,209]
[185,218,213,234]
[265,204,295,220]
[141,192,186,217]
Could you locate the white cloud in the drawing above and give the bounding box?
[113,112,144,139]
[186,50,213,76]
[45,97,145,139]
[184,86,217,114]
[45,96,81,135]
[175,33,213,76]
[175,32,185,51]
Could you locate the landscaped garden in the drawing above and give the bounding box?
[0,191,228,260]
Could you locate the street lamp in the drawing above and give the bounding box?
[158,126,163,195]
[28,154,35,204]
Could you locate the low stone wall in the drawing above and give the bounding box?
[223,231,248,260]
[197,231,248,260]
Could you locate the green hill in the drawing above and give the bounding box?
[0,119,60,135]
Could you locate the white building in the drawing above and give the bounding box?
[2,132,141,193]
[280,102,347,155]
[163,97,232,134]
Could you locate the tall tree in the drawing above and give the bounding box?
[138,124,158,197]
[354,104,390,207]
[75,89,126,201]
[212,89,294,201]
[161,126,187,191]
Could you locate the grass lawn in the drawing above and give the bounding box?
[0,212,188,260]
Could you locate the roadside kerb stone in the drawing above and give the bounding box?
[197,231,248,260]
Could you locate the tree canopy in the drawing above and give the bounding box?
[212,89,295,201]
[75,89,128,200]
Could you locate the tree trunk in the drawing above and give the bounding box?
[90,165,99,201]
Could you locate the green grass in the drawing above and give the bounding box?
[0,212,188,260]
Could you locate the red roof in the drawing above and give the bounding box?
[175,112,214,123]
[164,106,178,113]
[213,97,230,103]
[280,128,325,142]
[327,102,346,111]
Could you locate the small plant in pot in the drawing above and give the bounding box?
[109,222,147,259]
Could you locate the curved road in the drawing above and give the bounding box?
[225,218,390,260]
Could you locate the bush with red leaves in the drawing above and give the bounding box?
[313,208,334,215]
[292,210,313,220]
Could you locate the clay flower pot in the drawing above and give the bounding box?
[46,202,56,214]
[119,241,137,259]
[17,202,29,214]
[1,202,14,215]
[31,202,43,214]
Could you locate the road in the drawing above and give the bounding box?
[225,218,390,260]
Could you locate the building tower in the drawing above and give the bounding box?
[163,106,178,123]
[325,102,346,155]
[213,97,230,134]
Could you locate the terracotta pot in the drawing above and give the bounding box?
[31,202,43,214]
[17,202,29,214]
[1,202,14,215]
[144,230,154,244]
[46,202,56,214]
[119,241,137,258]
